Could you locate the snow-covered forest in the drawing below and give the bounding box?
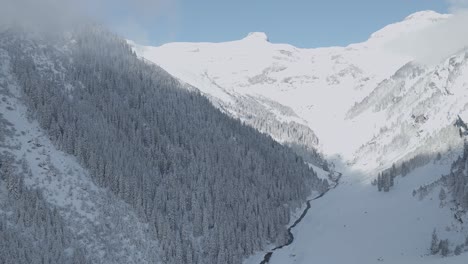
[0,151,89,264]
[3,4,468,264]
[0,26,328,264]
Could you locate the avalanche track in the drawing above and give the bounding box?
[259,172,342,264]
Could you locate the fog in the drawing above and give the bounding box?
[387,2,468,65]
[448,0,468,12]
[0,0,84,32]
[0,0,176,44]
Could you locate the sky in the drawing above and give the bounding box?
[0,0,463,48]
[102,0,451,47]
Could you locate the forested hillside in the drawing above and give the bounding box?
[0,26,328,264]
[0,151,89,264]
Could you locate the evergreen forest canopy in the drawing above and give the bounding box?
[0,26,328,264]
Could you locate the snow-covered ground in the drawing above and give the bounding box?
[269,157,467,264]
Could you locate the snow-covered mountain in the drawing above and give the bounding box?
[3,8,468,264]
[129,11,461,175]
[129,10,468,263]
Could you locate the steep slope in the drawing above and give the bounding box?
[128,11,450,170]
[0,26,328,264]
[348,50,468,173]
[0,40,159,264]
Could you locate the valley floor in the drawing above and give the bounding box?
[247,158,468,264]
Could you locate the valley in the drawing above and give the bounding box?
[130,10,468,263]
[1,5,468,263]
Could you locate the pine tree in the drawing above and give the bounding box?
[383,173,390,192]
[439,188,447,201]
[454,245,462,256]
[391,163,396,177]
[431,229,440,255]
[439,239,450,257]
[401,162,409,176]
[439,188,447,208]
[377,174,383,192]
[389,173,394,188]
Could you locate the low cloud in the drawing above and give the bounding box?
[447,0,468,12]
[0,0,84,32]
[0,0,178,44]
[387,10,468,65]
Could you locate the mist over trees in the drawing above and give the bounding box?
[1,26,328,263]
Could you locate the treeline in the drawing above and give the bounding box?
[413,142,468,257]
[444,143,468,209]
[226,94,326,168]
[3,26,328,264]
[430,229,468,257]
[373,153,435,192]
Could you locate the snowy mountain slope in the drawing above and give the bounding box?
[0,44,160,263]
[348,50,468,174]
[134,42,326,166]
[128,11,452,173]
[129,10,468,263]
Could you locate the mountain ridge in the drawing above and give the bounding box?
[129,10,457,173]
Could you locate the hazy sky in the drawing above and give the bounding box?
[103,0,450,47]
[0,0,461,47]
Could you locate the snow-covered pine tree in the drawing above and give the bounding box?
[430,229,440,255]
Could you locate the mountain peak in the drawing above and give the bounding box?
[403,10,445,21]
[243,32,269,42]
[368,10,450,44]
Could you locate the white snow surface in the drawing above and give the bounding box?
[269,157,468,264]
[130,10,468,263]
[128,10,460,174]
